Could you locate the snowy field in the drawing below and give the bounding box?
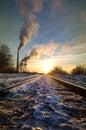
[0,73,39,89]
[53,74,86,87]
[0,74,86,130]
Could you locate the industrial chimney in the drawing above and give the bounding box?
[16,48,19,73]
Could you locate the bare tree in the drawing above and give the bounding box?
[0,43,14,73]
[48,66,68,75]
[71,65,86,75]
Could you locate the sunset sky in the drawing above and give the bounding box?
[0,0,86,73]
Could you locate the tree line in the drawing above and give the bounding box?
[48,65,86,75]
[0,43,15,73]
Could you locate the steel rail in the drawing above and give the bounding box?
[0,75,42,93]
[48,75,86,98]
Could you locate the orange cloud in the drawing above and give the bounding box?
[36,41,58,58]
[61,42,73,54]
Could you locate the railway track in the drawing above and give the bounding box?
[0,74,86,98]
[0,75,86,129]
[0,75,43,97]
[48,75,86,98]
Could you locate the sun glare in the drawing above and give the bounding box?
[43,63,51,74]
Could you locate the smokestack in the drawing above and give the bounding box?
[16,48,19,73]
[16,0,44,72]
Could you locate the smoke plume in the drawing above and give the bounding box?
[21,48,38,63]
[16,0,44,50]
[16,0,62,50]
[20,41,58,68]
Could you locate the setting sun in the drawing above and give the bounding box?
[43,63,51,74]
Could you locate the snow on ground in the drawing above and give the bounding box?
[53,74,86,87]
[0,74,86,130]
[0,73,39,89]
